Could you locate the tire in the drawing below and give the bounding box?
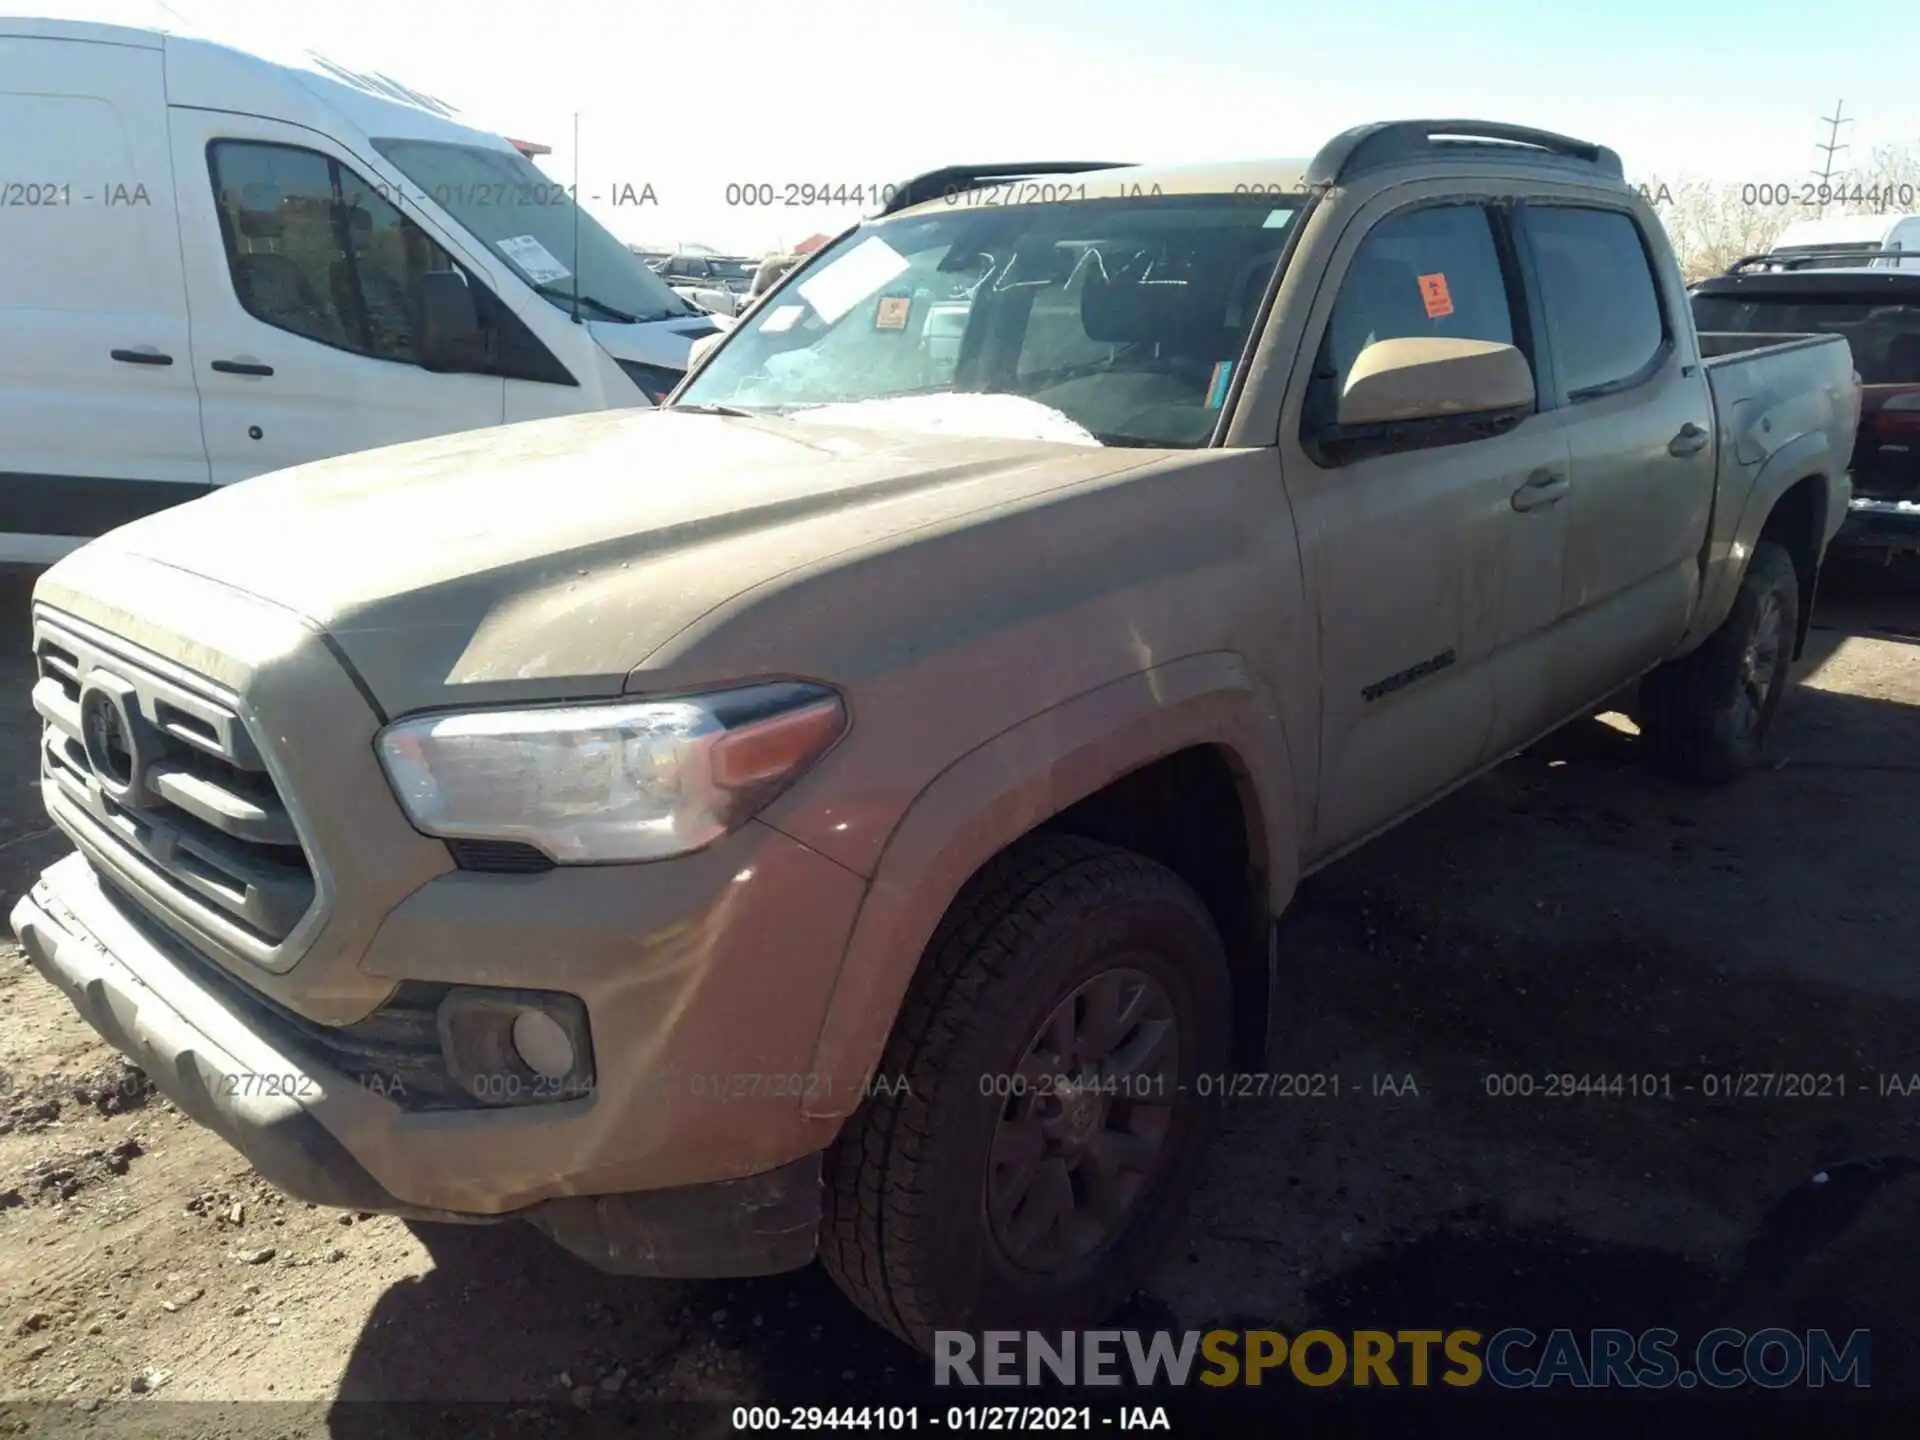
[820,834,1230,1353]
[1640,540,1799,783]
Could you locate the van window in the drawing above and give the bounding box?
[209,141,451,362]
[206,141,572,384]
[1523,206,1667,398]
[372,138,697,324]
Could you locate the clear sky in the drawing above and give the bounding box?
[31,0,1920,254]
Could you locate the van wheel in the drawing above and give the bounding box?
[819,834,1229,1353]
[1640,540,1799,783]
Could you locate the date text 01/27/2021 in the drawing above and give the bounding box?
[730,1406,1172,1432]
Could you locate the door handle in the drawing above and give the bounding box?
[1668,422,1710,457]
[1511,469,1569,512]
[211,359,274,377]
[111,347,174,366]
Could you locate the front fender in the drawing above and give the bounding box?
[799,650,1298,1120]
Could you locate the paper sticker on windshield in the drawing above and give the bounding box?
[874,296,912,330]
[1262,209,1294,229]
[496,235,571,285]
[761,304,804,334]
[1206,360,1234,409]
[798,235,910,324]
[1418,272,1454,319]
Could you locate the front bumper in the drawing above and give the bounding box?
[10,836,856,1276]
[1836,496,1920,556]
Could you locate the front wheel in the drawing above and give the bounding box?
[820,835,1230,1353]
[1640,540,1800,783]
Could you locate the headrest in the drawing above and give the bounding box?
[232,181,284,239]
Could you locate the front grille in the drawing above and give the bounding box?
[32,614,316,956]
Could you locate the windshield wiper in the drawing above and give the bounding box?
[668,402,758,417]
[532,283,640,323]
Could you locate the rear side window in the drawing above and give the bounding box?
[1523,206,1667,399]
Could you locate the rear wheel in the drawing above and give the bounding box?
[820,834,1229,1352]
[1640,540,1799,783]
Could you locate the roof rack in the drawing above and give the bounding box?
[874,161,1134,217]
[1305,120,1623,186]
[1725,245,1915,274]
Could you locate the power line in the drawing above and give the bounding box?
[1811,100,1852,210]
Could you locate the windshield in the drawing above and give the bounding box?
[1692,294,1920,384]
[372,139,696,323]
[677,194,1303,447]
[710,259,755,281]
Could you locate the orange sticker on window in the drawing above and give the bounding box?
[1418,272,1454,319]
[875,296,912,330]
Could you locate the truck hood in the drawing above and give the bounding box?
[76,407,1157,714]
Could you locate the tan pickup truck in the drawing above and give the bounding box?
[12,120,1857,1353]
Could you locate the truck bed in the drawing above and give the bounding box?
[1696,330,1840,362]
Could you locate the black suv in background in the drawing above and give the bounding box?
[1693,249,1920,559]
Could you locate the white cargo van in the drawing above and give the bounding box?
[1765,213,1920,271]
[1,17,722,563]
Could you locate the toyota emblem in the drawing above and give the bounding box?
[79,682,143,798]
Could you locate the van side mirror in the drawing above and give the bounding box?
[413,270,487,372]
[1337,337,1535,427]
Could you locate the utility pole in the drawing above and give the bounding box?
[1811,100,1852,212]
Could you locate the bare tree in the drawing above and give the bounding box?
[1850,143,1920,206]
[1636,175,1811,282]
[1629,141,1920,284]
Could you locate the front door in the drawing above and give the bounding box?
[166,111,506,485]
[1282,197,1572,857]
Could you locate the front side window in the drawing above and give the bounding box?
[1320,204,1516,396]
[1302,203,1520,445]
[679,194,1305,448]
[1523,205,1667,399]
[210,142,367,352]
[209,141,574,384]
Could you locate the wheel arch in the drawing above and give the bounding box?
[801,652,1298,1119]
[1690,447,1833,661]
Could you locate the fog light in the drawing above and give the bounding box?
[512,1009,575,1079]
[435,986,595,1106]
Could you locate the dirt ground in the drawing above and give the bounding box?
[0,559,1915,1428]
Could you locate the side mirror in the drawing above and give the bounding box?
[413,270,487,372]
[687,331,725,370]
[1337,337,1535,428]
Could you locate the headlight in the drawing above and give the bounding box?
[376,682,846,863]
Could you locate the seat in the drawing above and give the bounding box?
[237,252,347,347]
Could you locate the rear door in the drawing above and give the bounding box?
[166,110,507,484]
[0,33,208,561]
[1514,202,1716,716]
